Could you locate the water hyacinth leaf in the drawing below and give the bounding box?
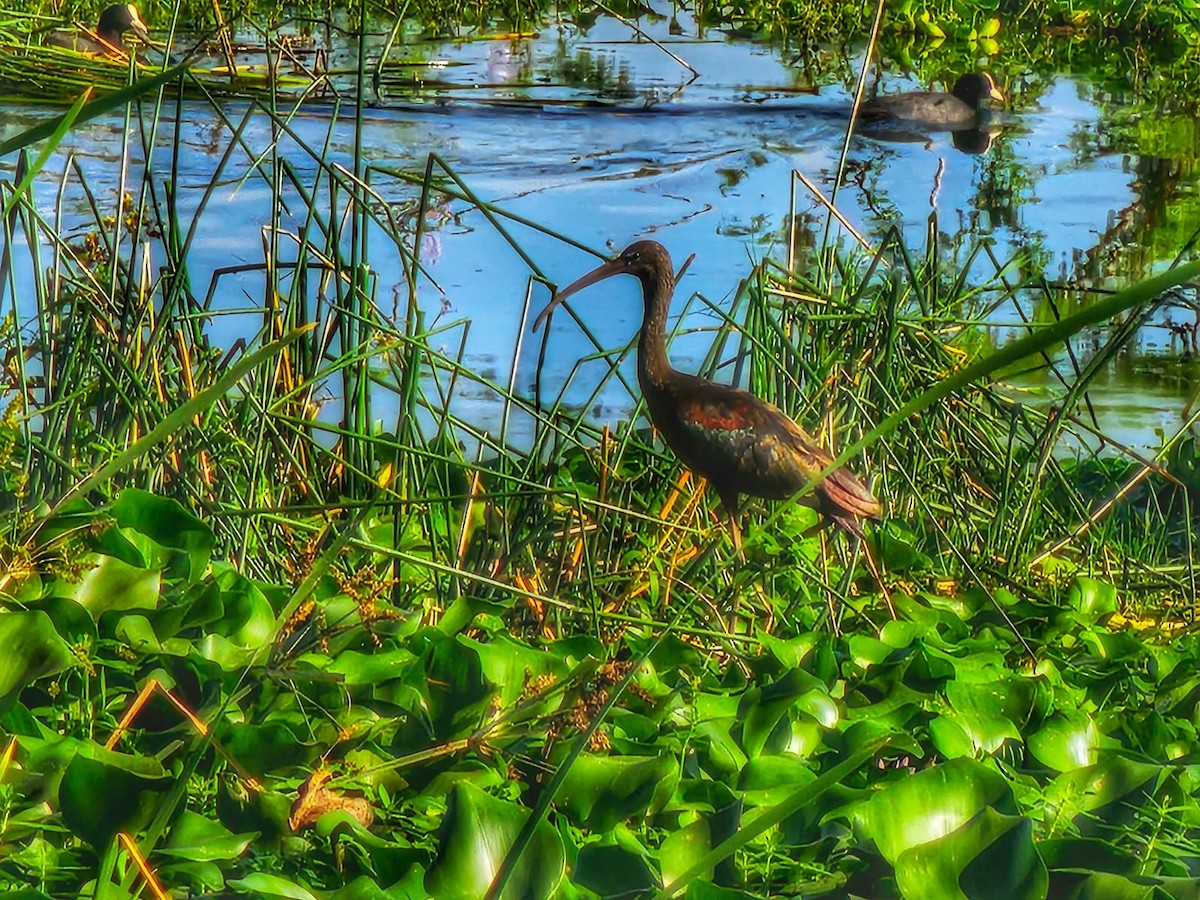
[556,754,679,830]
[425,782,564,900]
[1037,837,1134,873]
[0,610,76,700]
[161,810,256,862]
[895,808,1046,900]
[72,554,161,616]
[328,648,419,685]
[693,718,747,776]
[220,721,312,776]
[213,574,276,649]
[929,715,976,760]
[737,755,818,807]
[463,634,568,707]
[944,680,1023,755]
[109,489,215,582]
[1046,872,1156,899]
[27,596,97,647]
[1042,758,1160,828]
[1068,578,1119,621]
[1028,713,1100,772]
[659,819,712,886]
[853,758,1015,863]
[226,872,321,898]
[115,614,164,654]
[403,631,492,740]
[326,874,422,900]
[574,842,660,897]
[737,668,822,759]
[159,859,226,894]
[58,752,171,849]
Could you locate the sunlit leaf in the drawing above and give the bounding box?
[0,610,76,701]
[853,758,1015,863]
[425,782,564,900]
[896,808,1046,900]
[1028,713,1100,772]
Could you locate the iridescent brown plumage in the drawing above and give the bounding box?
[533,240,881,548]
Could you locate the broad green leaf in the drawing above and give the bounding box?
[944,680,1023,755]
[853,758,1015,863]
[659,819,712,886]
[425,782,564,900]
[161,810,256,862]
[737,668,823,759]
[556,754,678,830]
[693,719,747,777]
[116,615,164,654]
[110,489,215,581]
[1046,872,1155,899]
[737,756,817,807]
[1067,578,1118,620]
[896,808,1046,900]
[1029,713,1100,772]
[464,634,567,708]
[0,610,76,700]
[213,573,276,648]
[227,873,321,898]
[929,715,976,760]
[26,596,96,647]
[59,752,171,849]
[328,648,420,685]
[574,842,660,897]
[1042,758,1159,831]
[72,554,161,616]
[220,721,312,776]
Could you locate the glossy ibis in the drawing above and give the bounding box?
[860,72,1005,131]
[533,240,881,550]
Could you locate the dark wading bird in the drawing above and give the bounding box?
[46,4,151,55]
[533,241,881,551]
[860,72,1005,132]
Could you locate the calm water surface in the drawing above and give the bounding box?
[1,7,1198,452]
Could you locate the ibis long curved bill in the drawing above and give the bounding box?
[532,255,629,333]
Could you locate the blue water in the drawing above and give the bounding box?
[1,6,1197,453]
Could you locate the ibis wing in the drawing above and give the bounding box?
[668,385,825,497]
[665,380,881,527]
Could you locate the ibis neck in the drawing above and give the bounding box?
[636,270,675,389]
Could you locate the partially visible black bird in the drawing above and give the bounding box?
[860,72,1005,131]
[46,4,151,55]
[534,241,881,549]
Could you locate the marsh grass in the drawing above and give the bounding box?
[4,83,1196,646]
